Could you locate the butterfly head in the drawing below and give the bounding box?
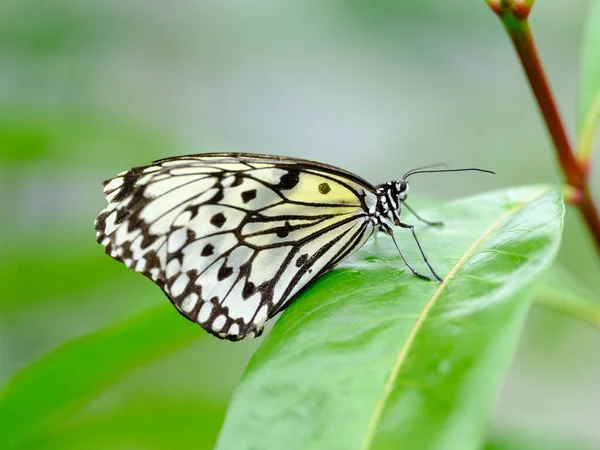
[375,180,409,227]
[385,180,409,204]
[374,166,494,230]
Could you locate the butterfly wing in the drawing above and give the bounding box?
[95,153,377,340]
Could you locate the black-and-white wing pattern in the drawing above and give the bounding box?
[95,153,379,340]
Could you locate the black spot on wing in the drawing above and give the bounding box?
[125,187,152,233]
[296,253,308,267]
[112,166,145,202]
[217,264,234,281]
[239,262,251,277]
[277,169,300,190]
[186,229,196,241]
[210,213,226,228]
[318,182,331,195]
[231,174,244,187]
[201,243,214,256]
[143,250,162,271]
[114,208,129,224]
[241,189,257,203]
[242,281,256,299]
[276,221,292,238]
[140,233,159,249]
[188,204,200,219]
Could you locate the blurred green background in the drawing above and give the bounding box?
[1,1,599,448]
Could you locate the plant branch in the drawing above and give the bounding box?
[536,288,600,331]
[486,0,600,257]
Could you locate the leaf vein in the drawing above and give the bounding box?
[360,191,549,449]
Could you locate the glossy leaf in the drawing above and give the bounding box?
[0,305,201,448]
[577,0,600,159]
[217,186,564,450]
[536,266,600,330]
[29,395,225,450]
[0,237,128,310]
[485,429,598,450]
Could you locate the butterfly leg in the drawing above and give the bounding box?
[385,229,432,281]
[403,203,443,227]
[398,222,444,282]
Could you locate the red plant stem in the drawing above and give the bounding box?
[496,11,600,256]
[508,23,582,186]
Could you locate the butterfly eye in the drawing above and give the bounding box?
[395,181,408,201]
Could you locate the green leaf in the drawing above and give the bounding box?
[536,265,600,330]
[0,237,127,311]
[0,305,202,448]
[217,186,564,450]
[485,430,598,450]
[30,394,226,450]
[577,0,600,160]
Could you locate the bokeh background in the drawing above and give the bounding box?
[1,0,599,448]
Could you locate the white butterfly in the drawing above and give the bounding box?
[95,153,490,340]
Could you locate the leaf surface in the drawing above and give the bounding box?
[0,305,201,448]
[30,395,225,450]
[217,186,564,450]
[536,266,600,330]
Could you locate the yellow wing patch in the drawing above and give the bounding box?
[283,172,363,206]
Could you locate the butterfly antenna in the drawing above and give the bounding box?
[403,167,494,180]
[402,163,449,179]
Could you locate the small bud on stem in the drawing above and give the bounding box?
[487,0,533,19]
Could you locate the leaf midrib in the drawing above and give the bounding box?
[360,190,548,449]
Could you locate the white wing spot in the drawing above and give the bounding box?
[104,177,124,192]
[249,168,288,185]
[173,210,193,227]
[102,210,118,236]
[167,228,188,253]
[198,301,213,323]
[181,293,198,312]
[222,288,261,324]
[135,258,147,272]
[256,304,269,324]
[221,174,238,187]
[229,323,240,336]
[166,259,181,279]
[149,268,161,281]
[170,273,190,297]
[212,315,226,332]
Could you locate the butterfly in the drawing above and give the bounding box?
[95,153,491,341]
